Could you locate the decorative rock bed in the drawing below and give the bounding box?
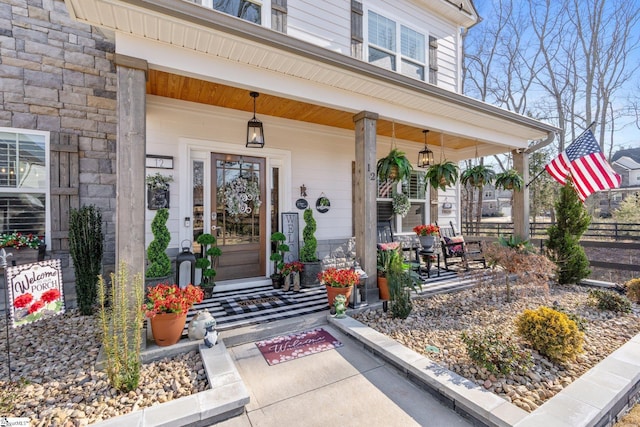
[352,283,640,413]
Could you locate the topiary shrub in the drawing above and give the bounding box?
[460,328,532,375]
[625,278,640,303]
[69,205,104,315]
[146,208,172,278]
[588,289,632,313]
[300,208,318,262]
[515,306,584,363]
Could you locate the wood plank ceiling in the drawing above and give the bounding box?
[146,69,474,151]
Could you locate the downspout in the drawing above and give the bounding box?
[525,131,556,155]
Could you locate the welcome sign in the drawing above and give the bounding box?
[6,259,65,328]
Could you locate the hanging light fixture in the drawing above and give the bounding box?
[417,129,434,168]
[246,91,265,148]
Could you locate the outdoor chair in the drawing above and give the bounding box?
[437,221,486,271]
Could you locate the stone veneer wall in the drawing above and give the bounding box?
[0,0,117,307]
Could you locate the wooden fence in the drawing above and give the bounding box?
[462,221,640,280]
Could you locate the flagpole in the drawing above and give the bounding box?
[525,121,597,188]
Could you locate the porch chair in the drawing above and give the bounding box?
[438,221,486,271]
[376,220,421,272]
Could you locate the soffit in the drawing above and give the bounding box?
[64,0,558,156]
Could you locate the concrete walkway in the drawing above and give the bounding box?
[214,316,471,427]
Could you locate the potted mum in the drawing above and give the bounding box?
[318,267,360,307]
[143,283,204,347]
[413,224,440,250]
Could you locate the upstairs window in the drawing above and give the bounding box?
[401,26,425,80]
[199,0,261,24]
[271,0,287,32]
[368,11,396,71]
[367,11,435,83]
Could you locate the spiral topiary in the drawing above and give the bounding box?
[300,208,318,262]
[146,208,172,278]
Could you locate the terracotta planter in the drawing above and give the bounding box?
[150,312,187,347]
[378,276,390,300]
[325,285,353,307]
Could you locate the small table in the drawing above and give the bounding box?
[417,248,440,278]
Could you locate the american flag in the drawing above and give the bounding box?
[545,129,621,202]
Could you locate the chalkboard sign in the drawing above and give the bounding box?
[281,212,299,262]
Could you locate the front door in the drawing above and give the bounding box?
[211,153,266,280]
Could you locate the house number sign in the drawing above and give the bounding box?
[146,155,174,169]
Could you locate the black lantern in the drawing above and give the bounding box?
[246,91,265,148]
[175,240,196,288]
[418,129,434,168]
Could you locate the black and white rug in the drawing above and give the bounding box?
[188,284,328,331]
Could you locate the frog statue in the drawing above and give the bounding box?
[333,294,347,318]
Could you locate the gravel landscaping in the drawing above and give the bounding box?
[353,281,640,413]
[0,311,208,426]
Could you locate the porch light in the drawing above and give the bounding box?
[246,91,265,148]
[418,129,434,168]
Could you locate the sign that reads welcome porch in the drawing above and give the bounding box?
[7,259,65,328]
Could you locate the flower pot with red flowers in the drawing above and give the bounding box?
[413,224,440,250]
[0,232,46,270]
[143,283,204,346]
[318,267,359,307]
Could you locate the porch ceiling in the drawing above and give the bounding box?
[66,0,560,158]
[147,69,472,150]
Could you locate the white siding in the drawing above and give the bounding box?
[287,0,351,54]
[145,96,356,251]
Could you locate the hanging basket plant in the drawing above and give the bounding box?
[377,148,413,183]
[392,192,410,217]
[424,160,459,191]
[460,164,496,188]
[495,169,524,191]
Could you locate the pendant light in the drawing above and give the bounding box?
[246,91,265,148]
[417,129,434,168]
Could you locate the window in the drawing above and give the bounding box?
[368,11,396,71]
[401,26,425,80]
[0,129,47,237]
[367,11,435,83]
[376,171,428,233]
[209,0,262,24]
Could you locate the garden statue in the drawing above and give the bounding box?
[333,294,347,318]
[204,323,218,348]
[188,310,216,340]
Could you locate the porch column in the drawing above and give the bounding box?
[353,111,378,298]
[512,149,530,240]
[115,54,148,282]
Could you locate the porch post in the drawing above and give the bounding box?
[353,111,378,299]
[512,149,530,240]
[115,54,148,282]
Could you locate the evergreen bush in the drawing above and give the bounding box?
[300,208,318,262]
[69,205,104,315]
[588,289,632,313]
[546,178,591,284]
[515,306,584,362]
[98,262,144,392]
[460,328,532,375]
[624,278,640,303]
[146,208,172,278]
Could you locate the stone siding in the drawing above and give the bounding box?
[1,0,117,307]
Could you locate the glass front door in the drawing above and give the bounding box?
[210,153,266,280]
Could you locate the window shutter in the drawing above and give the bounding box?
[429,36,438,84]
[271,0,287,33]
[351,0,363,59]
[50,133,79,251]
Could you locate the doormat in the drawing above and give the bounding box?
[220,292,295,316]
[255,328,343,366]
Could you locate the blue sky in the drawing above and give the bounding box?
[469,0,640,153]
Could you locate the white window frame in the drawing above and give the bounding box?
[377,170,429,233]
[0,127,50,249]
[365,9,431,82]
